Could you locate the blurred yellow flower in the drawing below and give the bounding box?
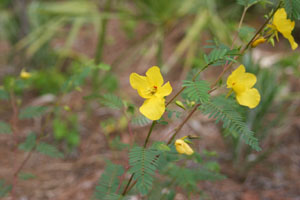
[20,69,31,79]
[130,66,172,120]
[175,139,194,155]
[251,37,266,48]
[269,8,298,50]
[227,65,260,109]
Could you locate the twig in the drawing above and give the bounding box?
[167,104,199,145]
[10,91,19,200]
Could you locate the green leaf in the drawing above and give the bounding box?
[129,147,160,195]
[18,173,36,180]
[200,96,261,151]
[103,194,129,200]
[151,142,171,152]
[237,0,259,7]
[182,80,210,104]
[0,179,12,197]
[95,63,111,71]
[131,114,151,126]
[164,164,224,192]
[94,161,124,199]
[239,26,256,41]
[18,133,36,151]
[19,106,47,119]
[0,89,9,100]
[99,94,123,110]
[284,0,300,20]
[0,121,11,134]
[36,142,64,158]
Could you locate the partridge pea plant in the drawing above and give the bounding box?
[93,1,300,199]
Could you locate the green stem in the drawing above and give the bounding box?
[94,1,111,64]
[156,29,164,67]
[92,0,111,90]
[143,121,157,148]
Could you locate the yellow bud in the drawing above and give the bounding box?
[20,69,31,79]
[175,139,194,155]
[251,37,266,48]
[175,100,186,110]
[64,105,70,111]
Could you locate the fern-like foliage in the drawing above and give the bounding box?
[182,80,210,103]
[0,121,12,134]
[164,164,224,192]
[94,161,124,199]
[131,114,151,126]
[129,146,160,195]
[19,106,47,119]
[203,46,239,66]
[99,94,123,110]
[199,96,261,151]
[284,0,300,20]
[0,179,12,197]
[103,194,128,200]
[237,0,259,7]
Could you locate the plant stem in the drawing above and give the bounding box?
[121,173,134,196]
[166,62,211,106]
[156,29,164,67]
[94,0,111,64]
[10,91,18,200]
[167,104,199,145]
[143,121,157,148]
[92,0,111,90]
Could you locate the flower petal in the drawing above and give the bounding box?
[130,73,148,90]
[227,65,257,94]
[130,73,153,98]
[273,8,298,50]
[139,97,165,120]
[175,139,194,155]
[286,35,298,50]
[146,66,164,87]
[227,65,245,89]
[157,81,172,97]
[236,88,260,109]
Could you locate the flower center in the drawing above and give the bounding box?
[147,85,158,96]
[150,86,158,95]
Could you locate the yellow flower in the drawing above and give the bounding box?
[270,8,298,50]
[251,37,266,48]
[130,66,172,120]
[227,65,260,109]
[175,139,194,155]
[20,69,31,79]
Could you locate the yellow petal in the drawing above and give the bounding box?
[251,37,266,48]
[20,69,31,79]
[139,97,165,120]
[130,73,152,98]
[286,35,298,50]
[130,73,148,90]
[146,66,164,87]
[236,88,260,109]
[157,81,172,97]
[227,65,257,94]
[175,139,194,155]
[273,8,298,50]
[227,65,245,89]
